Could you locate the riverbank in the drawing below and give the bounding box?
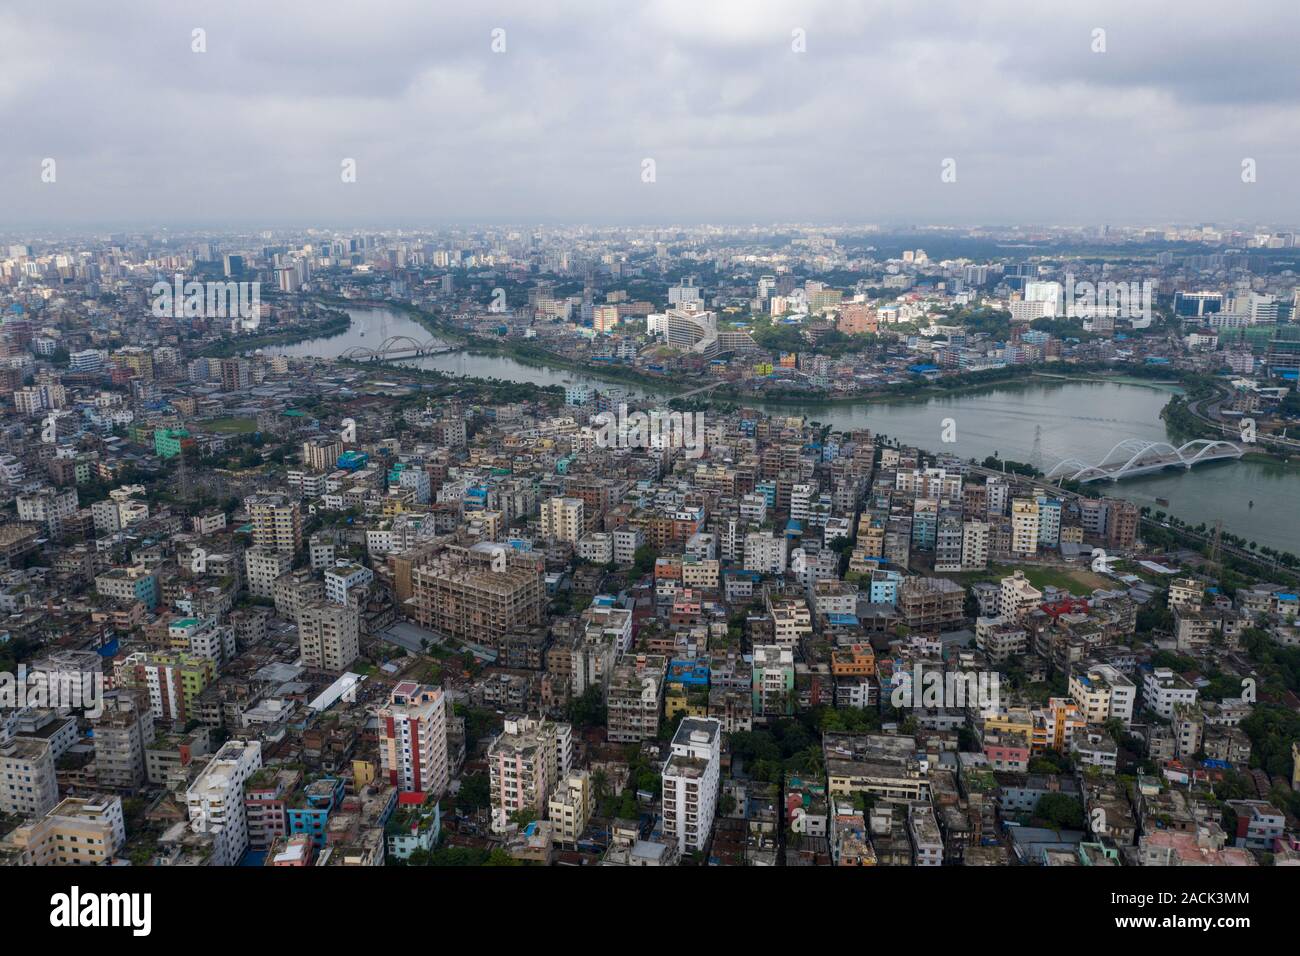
[201,311,351,358]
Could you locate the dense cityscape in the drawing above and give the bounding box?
[0,222,1297,878]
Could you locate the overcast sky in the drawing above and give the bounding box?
[2,0,1298,230]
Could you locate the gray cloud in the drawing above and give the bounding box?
[1,0,1297,228]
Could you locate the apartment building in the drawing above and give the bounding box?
[607,654,667,743]
[541,496,585,543]
[246,492,303,555]
[0,739,59,818]
[898,577,965,629]
[548,770,594,847]
[186,739,263,866]
[0,795,125,866]
[377,682,449,799]
[298,600,361,674]
[92,697,154,790]
[661,717,722,854]
[1143,667,1199,720]
[487,714,573,833]
[752,644,796,718]
[1010,498,1039,556]
[245,547,294,600]
[743,530,787,575]
[1068,664,1137,727]
[998,570,1043,623]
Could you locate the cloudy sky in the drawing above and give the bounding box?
[2,0,1298,229]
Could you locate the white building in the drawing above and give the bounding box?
[661,717,722,854]
[185,739,262,866]
[325,562,373,605]
[744,530,787,575]
[1143,667,1198,720]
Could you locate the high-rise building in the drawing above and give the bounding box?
[961,520,990,570]
[487,714,573,833]
[540,496,584,543]
[661,717,722,854]
[301,438,343,471]
[409,545,545,648]
[246,493,302,555]
[185,739,262,866]
[92,697,154,791]
[298,600,361,674]
[1010,497,1039,556]
[377,682,449,799]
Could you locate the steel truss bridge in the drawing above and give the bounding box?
[338,335,457,361]
[1045,438,1244,483]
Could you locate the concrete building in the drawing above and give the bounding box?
[246,493,303,555]
[410,546,545,648]
[377,682,449,799]
[92,697,154,790]
[541,496,585,543]
[0,795,125,866]
[661,717,722,854]
[548,770,593,847]
[1143,667,1198,720]
[487,714,573,833]
[185,739,263,866]
[0,739,59,818]
[298,600,361,674]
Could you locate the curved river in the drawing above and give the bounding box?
[270,305,1300,554]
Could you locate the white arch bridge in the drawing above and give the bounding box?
[1046,438,1244,483]
[338,335,458,361]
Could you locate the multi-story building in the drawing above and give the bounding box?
[245,547,293,601]
[185,739,263,866]
[1143,667,1198,720]
[487,714,573,833]
[410,546,545,648]
[298,600,361,674]
[661,717,722,854]
[0,795,125,866]
[547,770,593,847]
[377,682,449,799]
[246,493,303,555]
[743,530,787,575]
[92,697,154,790]
[115,651,216,726]
[752,644,796,718]
[0,739,59,818]
[998,570,1043,623]
[607,654,667,743]
[540,496,585,543]
[1068,664,1137,727]
[1010,497,1039,555]
[898,577,965,629]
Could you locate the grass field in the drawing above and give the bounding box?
[204,417,259,434]
[944,563,1112,595]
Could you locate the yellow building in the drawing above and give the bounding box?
[0,796,125,866]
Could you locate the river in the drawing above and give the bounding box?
[269,305,1300,555]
